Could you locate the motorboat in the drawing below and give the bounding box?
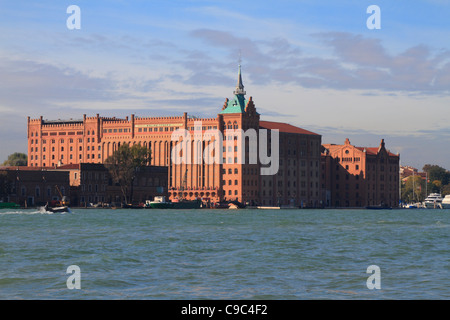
[442,195,450,209]
[43,203,70,213]
[146,196,173,209]
[423,193,443,209]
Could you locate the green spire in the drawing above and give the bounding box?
[220,65,248,114]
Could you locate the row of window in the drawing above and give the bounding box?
[104,128,130,133]
[280,159,320,167]
[31,138,90,144]
[340,157,361,162]
[224,189,257,196]
[277,169,319,178]
[136,127,174,133]
[31,145,102,153]
[18,185,65,197]
[190,126,219,131]
[221,168,259,175]
[335,174,361,180]
[32,130,96,136]
[30,153,100,161]
[334,183,391,191]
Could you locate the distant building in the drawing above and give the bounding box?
[322,138,400,208]
[400,165,427,182]
[0,166,70,207]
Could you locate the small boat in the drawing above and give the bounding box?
[228,200,246,209]
[146,196,174,209]
[211,202,231,209]
[441,195,450,209]
[423,193,443,209]
[43,203,70,213]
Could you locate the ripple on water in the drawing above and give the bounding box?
[0,208,449,299]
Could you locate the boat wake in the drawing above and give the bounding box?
[0,207,74,215]
[0,209,44,215]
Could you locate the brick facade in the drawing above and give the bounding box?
[55,163,168,207]
[322,138,400,208]
[0,166,70,207]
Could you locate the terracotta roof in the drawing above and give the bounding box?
[355,147,378,155]
[259,120,319,136]
[355,147,398,157]
[323,144,398,157]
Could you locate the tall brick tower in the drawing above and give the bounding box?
[219,65,260,204]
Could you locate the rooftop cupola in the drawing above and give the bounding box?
[220,64,258,115]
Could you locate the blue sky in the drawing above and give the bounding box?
[0,0,449,170]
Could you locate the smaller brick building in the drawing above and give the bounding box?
[0,166,70,207]
[55,163,168,207]
[321,138,400,208]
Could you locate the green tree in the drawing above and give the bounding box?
[423,164,450,186]
[104,143,151,205]
[401,175,426,203]
[442,184,450,197]
[2,152,27,166]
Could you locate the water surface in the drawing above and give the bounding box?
[0,208,448,299]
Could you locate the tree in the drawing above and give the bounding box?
[423,164,450,194]
[423,164,450,186]
[431,180,442,193]
[2,152,27,166]
[104,143,151,205]
[401,175,426,203]
[442,184,450,197]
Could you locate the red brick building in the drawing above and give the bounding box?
[53,163,168,207]
[322,138,400,208]
[0,166,70,207]
[259,121,322,207]
[27,66,321,206]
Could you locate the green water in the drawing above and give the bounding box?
[0,208,448,299]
